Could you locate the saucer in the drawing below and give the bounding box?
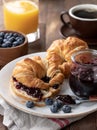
[60,23,97,46]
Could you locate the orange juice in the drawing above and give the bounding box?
[3,0,39,34]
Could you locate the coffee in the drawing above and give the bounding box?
[73,9,97,19]
[60,4,97,38]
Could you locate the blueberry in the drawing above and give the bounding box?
[41,76,50,83]
[6,41,12,47]
[0,37,3,44]
[13,33,18,37]
[0,31,25,48]
[3,38,7,43]
[13,41,20,46]
[4,33,9,38]
[0,32,4,37]
[8,32,13,37]
[15,36,20,40]
[20,35,25,40]
[9,37,15,42]
[52,84,59,89]
[62,105,71,113]
[26,101,35,108]
[50,104,58,113]
[2,43,9,48]
[45,98,53,105]
[6,35,11,39]
[53,100,63,109]
[17,38,24,44]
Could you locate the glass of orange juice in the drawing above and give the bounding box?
[3,0,39,42]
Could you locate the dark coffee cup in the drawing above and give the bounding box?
[60,4,97,38]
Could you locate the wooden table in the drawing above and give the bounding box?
[1,0,97,130]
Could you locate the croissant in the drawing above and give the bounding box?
[62,37,88,61]
[46,36,88,78]
[12,57,49,89]
[10,56,63,105]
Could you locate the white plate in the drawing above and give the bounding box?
[0,52,97,118]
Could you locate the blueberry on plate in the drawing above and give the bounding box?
[53,100,63,109]
[26,101,35,108]
[50,104,59,113]
[62,105,71,113]
[45,98,53,105]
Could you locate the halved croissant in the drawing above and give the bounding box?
[11,56,63,104]
[12,57,49,89]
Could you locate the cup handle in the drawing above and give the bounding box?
[60,11,70,26]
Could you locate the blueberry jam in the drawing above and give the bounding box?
[0,31,25,48]
[41,76,59,89]
[52,84,59,89]
[41,76,51,83]
[55,95,75,104]
[13,77,43,100]
[69,49,97,98]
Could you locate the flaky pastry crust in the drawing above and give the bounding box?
[46,36,88,78]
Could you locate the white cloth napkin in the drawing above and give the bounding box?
[0,98,87,130]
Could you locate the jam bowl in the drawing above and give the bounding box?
[69,49,97,99]
[0,30,28,68]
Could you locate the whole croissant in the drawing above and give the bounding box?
[46,36,88,78]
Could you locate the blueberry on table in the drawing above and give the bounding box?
[26,101,35,108]
[45,98,53,105]
[62,105,71,113]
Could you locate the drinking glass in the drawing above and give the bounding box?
[3,0,39,42]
